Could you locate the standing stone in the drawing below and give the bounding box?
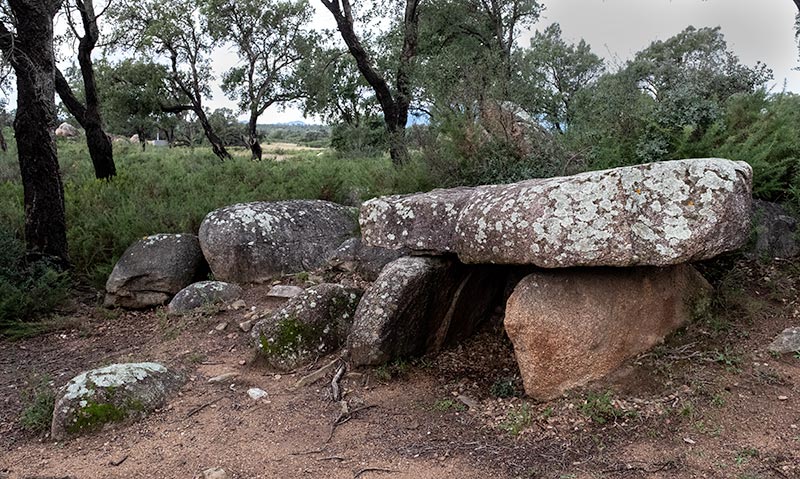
[167,281,244,315]
[361,159,753,267]
[252,283,362,369]
[348,257,505,366]
[504,265,711,400]
[51,363,184,440]
[198,201,357,283]
[105,234,207,309]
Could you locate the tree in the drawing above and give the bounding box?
[320,0,422,165]
[0,0,69,263]
[568,26,772,167]
[514,23,604,133]
[55,0,116,179]
[112,0,231,161]
[92,58,172,149]
[298,46,378,128]
[206,0,315,160]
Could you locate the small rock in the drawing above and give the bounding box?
[457,394,480,410]
[768,327,800,354]
[778,395,789,401]
[238,360,246,366]
[215,322,228,331]
[202,467,228,479]
[238,320,254,332]
[683,437,696,445]
[208,372,239,383]
[267,285,304,299]
[230,299,247,310]
[247,388,268,400]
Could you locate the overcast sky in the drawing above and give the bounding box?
[209,0,800,123]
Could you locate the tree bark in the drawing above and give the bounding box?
[196,108,230,161]
[320,0,419,165]
[247,113,262,160]
[55,0,116,179]
[1,0,69,264]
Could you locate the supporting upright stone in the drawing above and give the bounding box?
[347,257,505,365]
[504,265,711,400]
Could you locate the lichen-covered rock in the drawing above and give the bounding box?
[504,265,711,400]
[767,327,800,354]
[348,257,505,366]
[199,201,358,283]
[325,237,406,281]
[749,200,798,260]
[55,122,79,138]
[51,362,184,440]
[167,281,244,315]
[361,159,752,267]
[251,283,362,369]
[105,234,207,309]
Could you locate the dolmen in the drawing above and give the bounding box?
[359,158,752,399]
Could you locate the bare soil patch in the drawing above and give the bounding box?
[1,259,799,479]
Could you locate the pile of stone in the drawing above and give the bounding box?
[358,158,753,399]
[103,158,758,400]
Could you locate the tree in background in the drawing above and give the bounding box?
[111,0,231,160]
[91,58,172,149]
[320,0,422,165]
[55,0,116,179]
[514,23,604,133]
[568,26,772,167]
[206,0,315,160]
[0,0,68,264]
[299,46,379,129]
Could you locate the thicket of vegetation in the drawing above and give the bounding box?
[0,0,799,333]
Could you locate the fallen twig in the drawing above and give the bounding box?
[185,396,224,419]
[325,402,377,444]
[109,455,128,466]
[353,467,397,478]
[331,361,346,401]
[293,357,342,389]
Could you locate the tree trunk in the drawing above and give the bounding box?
[248,114,262,160]
[9,0,69,264]
[196,108,231,161]
[55,69,116,179]
[321,0,418,165]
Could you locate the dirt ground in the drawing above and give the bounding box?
[1,259,799,479]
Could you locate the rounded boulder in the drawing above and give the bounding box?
[198,201,357,283]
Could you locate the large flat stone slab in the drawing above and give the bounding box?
[361,159,752,267]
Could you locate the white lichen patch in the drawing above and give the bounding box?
[63,363,167,401]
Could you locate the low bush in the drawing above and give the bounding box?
[0,228,70,337]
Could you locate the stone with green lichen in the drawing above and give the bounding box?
[251,283,362,369]
[50,362,184,440]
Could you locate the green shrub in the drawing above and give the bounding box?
[0,228,70,336]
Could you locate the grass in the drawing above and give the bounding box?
[499,403,533,436]
[19,377,56,433]
[0,139,435,288]
[578,391,636,425]
[489,377,518,398]
[432,398,466,412]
